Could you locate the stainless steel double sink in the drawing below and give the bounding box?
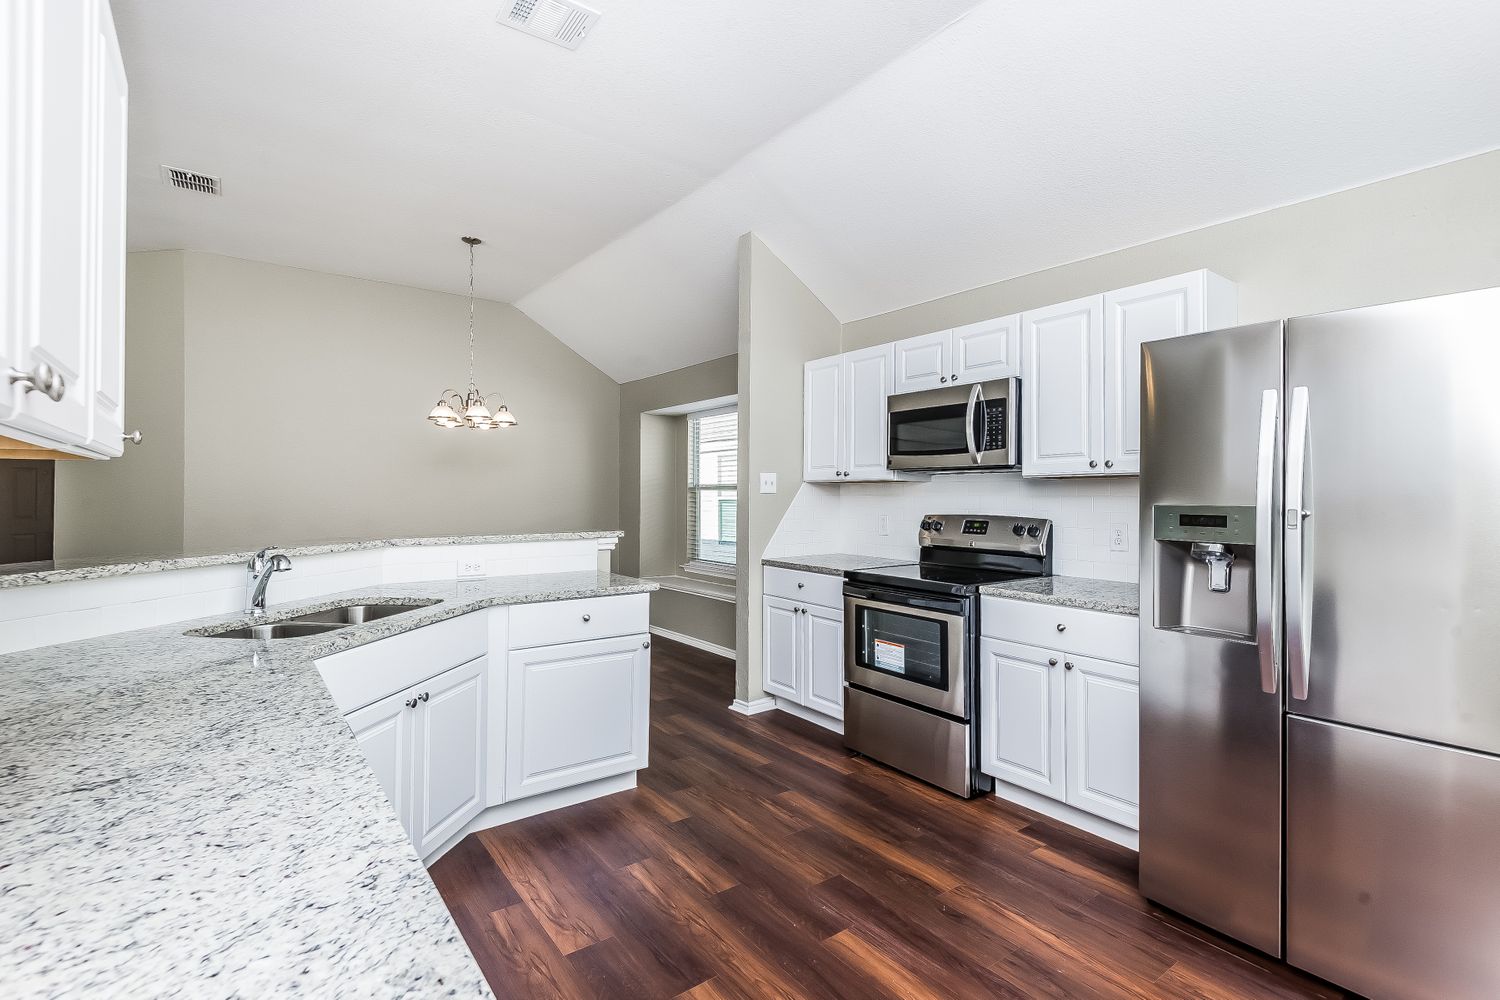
[196,600,441,640]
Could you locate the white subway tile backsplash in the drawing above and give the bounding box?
[767,473,1141,582]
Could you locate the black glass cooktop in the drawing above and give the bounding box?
[844,562,1038,596]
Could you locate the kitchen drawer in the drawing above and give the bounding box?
[981,596,1138,665]
[763,567,843,610]
[508,594,649,650]
[316,610,488,714]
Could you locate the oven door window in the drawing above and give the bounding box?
[888,403,968,458]
[853,604,949,690]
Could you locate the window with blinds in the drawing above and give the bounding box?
[686,408,738,575]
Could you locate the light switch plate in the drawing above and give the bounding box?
[1109,525,1128,552]
[458,559,486,578]
[759,472,777,494]
[878,515,890,536]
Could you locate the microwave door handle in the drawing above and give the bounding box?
[965,383,983,464]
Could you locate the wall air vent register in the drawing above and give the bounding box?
[159,166,222,195]
[499,0,601,50]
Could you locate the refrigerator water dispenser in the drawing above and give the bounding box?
[1152,505,1258,641]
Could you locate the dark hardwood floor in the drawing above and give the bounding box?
[430,637,1343,999]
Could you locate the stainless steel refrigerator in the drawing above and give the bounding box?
[1138,286,1500,1000]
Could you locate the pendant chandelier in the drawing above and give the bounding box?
[426,236,518,430]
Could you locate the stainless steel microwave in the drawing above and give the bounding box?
[887,377,1019,472]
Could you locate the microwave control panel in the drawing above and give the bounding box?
[981,399,1007,448]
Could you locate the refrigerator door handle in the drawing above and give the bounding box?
[1286,385,1313,701]
[1255,388,1279,694]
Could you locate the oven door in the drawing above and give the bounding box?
[844,586,968,717]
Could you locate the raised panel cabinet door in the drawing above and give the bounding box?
[803,603,845,720]
[85,0,127,455]
[803,355,843,482]
[1022,295,1104,477]
[506,635,649,801]
[952,314,1019,384]
[1,0,37,420]
[978,638,1066,799]
[1064,654,1140,829]
[843,344,895,481]
[1102,272,1207,476]
[13,0,93,444]
[761,596,802,701]
[344,687,418,846]
[893,330,951,394]
[412,655,487,857]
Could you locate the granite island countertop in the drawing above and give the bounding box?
[0,530,625,589]
[0,570,656,998]
[761,553,913,576]
[979,575,1139,616]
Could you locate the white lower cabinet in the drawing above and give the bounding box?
[761,578,844,722]
[345,655,487,855]
[980,597,1140,834]
[506,633,651,800]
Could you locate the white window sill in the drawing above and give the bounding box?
[647,575,737,604]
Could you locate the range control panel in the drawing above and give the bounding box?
[919,514,1051,554]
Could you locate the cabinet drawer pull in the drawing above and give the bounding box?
[1056,623,1067,632]
[797,582,805,589]
[582,614,591,622]
[8,362,66,402]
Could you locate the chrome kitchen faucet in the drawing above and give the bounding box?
[245,547,293,615]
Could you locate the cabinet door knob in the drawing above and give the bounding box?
[643,640,651,649]
[1104,459,1114,469]
[939,376,948,383]
[405,697,418,709]
[1089,460,1099,469]
[1048,657,1058,667]
[950,373,957,380]
[1064,661,1075,671]
[123,430,143,445]
[8,362,66,402]
[419,691,430,702]
[1056,623,1067,632]
[797,582,804,589]
[582,613,591,622]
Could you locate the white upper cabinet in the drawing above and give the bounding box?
[952,314,1019,384]
[1022,295,1104,477]
[804,343,912,483]
[802,355,843,482]
[893,317,1019,395]
[893,331,951,393]
[2,0,128,457]
[1024,270,1236,476]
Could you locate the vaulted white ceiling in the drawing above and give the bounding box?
[121,1,1500,383]
[116,0,979,308]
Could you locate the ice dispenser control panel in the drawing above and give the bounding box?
[1152,505,1256,546]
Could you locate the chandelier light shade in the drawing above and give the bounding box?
[427,236,518,431]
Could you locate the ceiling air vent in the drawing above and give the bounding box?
[160,165,222,195]
[498,0,600,50]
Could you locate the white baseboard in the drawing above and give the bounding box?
[649,625,734,660]
[727,696,777,716]
[989,779,1138,851]
[422,771,638,865]
[772,697,844,735]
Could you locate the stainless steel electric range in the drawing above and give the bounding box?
[842,514,1053,797]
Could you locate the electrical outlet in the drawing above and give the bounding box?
[1109,525,1128,552]
[878,515,890,536]
[458,559,486,578]
[759,472,777,494]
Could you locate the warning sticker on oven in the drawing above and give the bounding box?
[873,639,906,674]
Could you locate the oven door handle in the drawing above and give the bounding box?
[964,383,984,465]
[844,591,968,624]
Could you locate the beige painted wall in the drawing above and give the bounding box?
[55,252,187,559]
[618,355,738,650]
[59,251,621,559]
[735,234,842,704]
[845,150,1500,350]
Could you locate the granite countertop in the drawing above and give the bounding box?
[761,553,913,576]
[0,531,625,589]
[0,570,656,998]
[980,575,1139,616]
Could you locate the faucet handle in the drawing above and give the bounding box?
[269,554,293,572]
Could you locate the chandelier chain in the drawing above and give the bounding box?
[467,240,477,394]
